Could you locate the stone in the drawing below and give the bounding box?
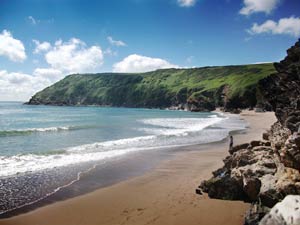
[263,132,270,141]
[259,195,300,225]
[200,176,246,200]
[245,204,270,225]
[250,140,263,148]
[229,143,250,154]
[243,176,261,201]
[195,188,202,195]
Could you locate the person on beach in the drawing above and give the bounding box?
[229,135,233,150]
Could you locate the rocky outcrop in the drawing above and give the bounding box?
[198,40,300,224]
[259,41,300,132]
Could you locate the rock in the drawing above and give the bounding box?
[294,136,300,147]
[252,146,273,153]
[250,140,263,148]
[195,188,202,195]
[263,132,270,141]
[259,195,300,225]
[200,176,246,200]
[259,189,281,208]
[243,176,261,201]
[245,204,270,225]
[229,143,250,154]
[263,141,271,147]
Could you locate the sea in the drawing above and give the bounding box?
[0,101,247,216]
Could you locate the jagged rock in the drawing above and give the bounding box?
[229,143,250,154]
[199,175,246,200]
[259,195,300,225]
[243,176,261,201]
[245,204,270,225]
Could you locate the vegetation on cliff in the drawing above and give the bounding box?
[27,64,275,111]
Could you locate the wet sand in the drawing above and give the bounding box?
[0,110,277,225]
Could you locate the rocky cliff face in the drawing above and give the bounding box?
[199,41,300,224]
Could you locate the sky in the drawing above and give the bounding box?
[0,0,299,101]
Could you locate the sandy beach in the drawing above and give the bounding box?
[0,110,277,225]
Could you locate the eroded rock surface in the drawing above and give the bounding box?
[199,40,300,224]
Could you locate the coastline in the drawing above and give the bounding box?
[0,110,277,225]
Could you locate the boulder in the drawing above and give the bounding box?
[243,176,261,201]
[199,175,246,200]
[263,132,270,141]
[259,195,300,225]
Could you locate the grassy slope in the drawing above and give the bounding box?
[29,63,275,110]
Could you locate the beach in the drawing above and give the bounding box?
[0,110,277,225]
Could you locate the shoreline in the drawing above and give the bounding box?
[0,110,277,225]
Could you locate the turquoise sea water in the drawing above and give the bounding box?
[0,102,246,214]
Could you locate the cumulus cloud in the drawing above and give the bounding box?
[45,38,103,73]
[0,30,27,62]
[248,16,300,37]
[104,48,118,56]
[0,37,106,101]
[113,54,178,73]
[0,70,52,101]
[177,0,196,7]
[32,39,51,54]
[107,36,127,47]
[240,0,280,15]
[33,68,63,82]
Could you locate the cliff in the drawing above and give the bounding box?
[27,64,275,112]
[199,41,300,225]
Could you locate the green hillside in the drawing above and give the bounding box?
[27,63,275,111]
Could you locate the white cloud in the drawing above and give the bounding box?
[0,37,106,101]
[28,16,38,25]
[104,48,118,56]
[113,54,178,73]
[45,38,103,73]
[177,0,196,7]
[0,70,51,101]
[240,0,280,15]
[0,30,27,62]
[33,39,51,54]
[33,68,63,82]
[248,16,300,37]
[107,36,126,47]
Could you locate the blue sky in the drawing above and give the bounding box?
[0,0,299,100]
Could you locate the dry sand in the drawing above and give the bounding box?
[0,110,277,225]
